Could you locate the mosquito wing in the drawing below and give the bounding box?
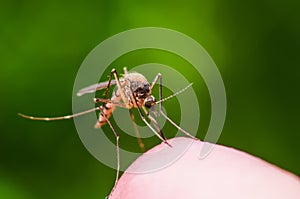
[77,80,117,96]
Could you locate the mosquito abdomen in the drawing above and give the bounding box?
[94,89,121,128]
[94,103,115,128]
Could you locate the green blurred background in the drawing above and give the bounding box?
[1,0,300,198]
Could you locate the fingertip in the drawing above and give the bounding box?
[110,137,300,199]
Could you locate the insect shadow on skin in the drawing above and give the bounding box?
[18,67,196,197]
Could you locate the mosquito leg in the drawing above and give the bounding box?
[127,81,171,147]
[137,106,171,147]
[129,109,146,152]
[96,68,126,108]
[18,107,100,121]
[103,69,114,100]
[157,75,196,139]
[111,68,130,108]
[123,67,128,75]
[94,69,131,127]
[99,107,120,194]
[142,107,167,140]
[94,72,121,194]
[150,73,162,91]
[160,111,196,139]
[93,98,127,108]
[93,70,115,125]
[93,71,116,128]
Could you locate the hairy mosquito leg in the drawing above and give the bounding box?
[129,109,146,152]
[157,75,196,139]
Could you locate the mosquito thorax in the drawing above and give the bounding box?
[144,95,156,108]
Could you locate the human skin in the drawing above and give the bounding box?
[109,137,300,199]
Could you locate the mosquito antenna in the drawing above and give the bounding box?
[18,107,100,121]
[155,83,193,104]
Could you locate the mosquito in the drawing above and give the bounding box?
[18,67,195,193]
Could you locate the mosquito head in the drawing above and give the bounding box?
[144,95,156,108]
[134,83,150,98]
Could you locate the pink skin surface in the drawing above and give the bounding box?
[110,137,300,199]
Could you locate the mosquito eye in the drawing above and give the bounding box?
[144,84,150,93]
[136,88,145,94]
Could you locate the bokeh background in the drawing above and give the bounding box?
[1,0,300,198]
